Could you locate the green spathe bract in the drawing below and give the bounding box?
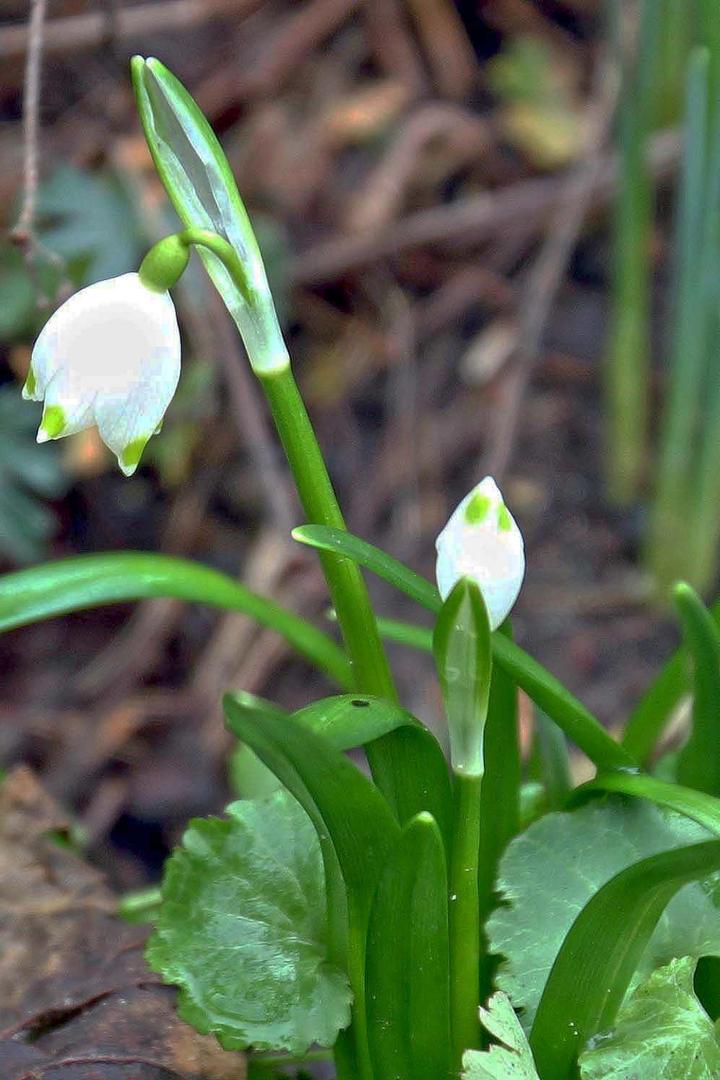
[433,578,492,777]
[131,55,288,374]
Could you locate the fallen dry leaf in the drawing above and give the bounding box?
[0,767,245,1080]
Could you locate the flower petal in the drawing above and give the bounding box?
[94,349,180,475]
[436,476,525,630]
[26,273,181,474]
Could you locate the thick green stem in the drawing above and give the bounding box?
[449,772,483,1068]
[259,368,405,813]
[167,228,404,807]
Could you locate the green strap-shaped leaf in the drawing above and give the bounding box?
[366,813,451,1080]
[673,583,720,794]
[222,694,399,955]
[434,579,492,776]
[296,524,634,770]
[528,711,571,812]
[575,770,720,834]
[529,839,720,1079]
[0,552,351,687]
[229,691,453,845]
[293,524,441,611]
[131,56,288,374]
[295,694,453,845]
[223,696,400,1077]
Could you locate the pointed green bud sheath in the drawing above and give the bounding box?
[433,578,493,777]
[131,55,289,374]
[138,234,191,292]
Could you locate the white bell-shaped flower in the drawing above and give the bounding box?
[436,476,525,630]
[24,273,181,476]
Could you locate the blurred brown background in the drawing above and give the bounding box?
[0,0,674,888]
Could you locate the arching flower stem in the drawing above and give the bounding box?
[145,228,402,813]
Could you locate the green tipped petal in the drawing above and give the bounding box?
[464,491,492,524]
[22,366,37,400]
[498,504,513,532]
[120,435,150,476]
[39,405,66,440]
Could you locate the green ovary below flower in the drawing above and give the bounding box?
[24,272,181,476]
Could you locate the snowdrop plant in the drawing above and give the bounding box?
[5,55,720,1080]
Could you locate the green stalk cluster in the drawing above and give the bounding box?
[606,2,720,594]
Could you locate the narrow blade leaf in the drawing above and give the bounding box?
[529,839,720,1078]
[479,624,520,994]
[293,524,441,612]
[621,595,720,763]
[366,813,451,1080]
[294,694,452,844]
[222,694,399,934]
[575,770,720,835]
[232,691,452,845]
[674,583,720,794]
[0,552,351,686]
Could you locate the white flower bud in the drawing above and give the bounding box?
[24,273,181,476]
[435,476,525,630]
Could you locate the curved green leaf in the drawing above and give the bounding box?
[293,524,441,612]
[296,694,452,844]
[222,695,399,933]
[530,839,720,1079]
[528,711,571,812]
[222,695,400,1077]
[131,56,287,374]
[491,633,635,770]
[622,601,720,764]
[230,691,452,844]
[366,813,451,1080]
[0,552,351,687]
[479,623,521,992]
[575,770,720,834]
[147,790,352,1054]
[674,583,720,794]
[298,527,634,770]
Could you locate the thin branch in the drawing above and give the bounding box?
[10,0,47,251]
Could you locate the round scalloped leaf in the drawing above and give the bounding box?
[146,790,352,1054]
[579,957,720,1079]
[487,797,720,1031]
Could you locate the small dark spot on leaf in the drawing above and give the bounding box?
[351,699,370,707]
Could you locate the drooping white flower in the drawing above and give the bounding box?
[24,272,181,476]
[436,476,525,630]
